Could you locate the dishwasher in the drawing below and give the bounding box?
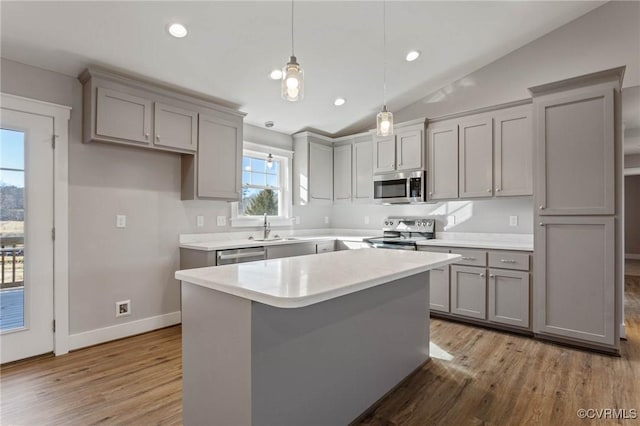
[216,247,266,265]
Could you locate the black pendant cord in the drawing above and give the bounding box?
[383,0,387,108]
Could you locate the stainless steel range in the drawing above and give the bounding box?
[365,217,435,250]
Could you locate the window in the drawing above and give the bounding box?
[231,142,293,226]
[240,155,281,216]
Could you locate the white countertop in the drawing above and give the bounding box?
[179,234,374,251]
[175,249,461,308]
[416,239,533,251]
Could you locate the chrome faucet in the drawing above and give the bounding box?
[263,213,271,240]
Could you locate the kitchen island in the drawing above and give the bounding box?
[175,249,460,426]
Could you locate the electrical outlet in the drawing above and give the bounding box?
[324,216,329,225]
[116,215,126,228]
[196,215,204,227]
[295,216,301,225]
[509,216,519,227]
[116,300,131,317]
[217,216,226,226]
[447,215,456,226]
[364,216,370,225]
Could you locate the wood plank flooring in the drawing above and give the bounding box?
[2,276,639,425]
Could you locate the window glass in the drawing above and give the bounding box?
[240,155,281,216]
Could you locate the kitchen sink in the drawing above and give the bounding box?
[249,236,299,242]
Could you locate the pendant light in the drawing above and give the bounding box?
[267,153,274,169]
[281,0,304,102]
[376,0,393,136]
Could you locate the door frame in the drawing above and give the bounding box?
[1,93,70,356]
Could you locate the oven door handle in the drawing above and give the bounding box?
[368,243,416,251]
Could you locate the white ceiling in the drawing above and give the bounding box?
[1,1,605,136]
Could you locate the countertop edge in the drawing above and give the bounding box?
[175,255,461,308]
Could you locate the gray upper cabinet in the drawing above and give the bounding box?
[494,106,532,196]
[95,87,152,144]
[373,122,425,174]
[395,128,423,171]
[459,116,493,198]
[309,142,333,202]
[333,144,352,203]
[428,122,459,200]
[352,136,373,202]
[534,216,615,346]
[373,135,396,174]
[196,114,242,200]
[80,67,244,157]
[534,85,615,215]
[153,102,198,152]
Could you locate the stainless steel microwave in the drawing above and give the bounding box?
[373,171,425,204]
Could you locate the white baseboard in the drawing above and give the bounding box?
[69,311,181,351]
[625,253,640,260]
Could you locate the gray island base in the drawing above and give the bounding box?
[176,249,460,425]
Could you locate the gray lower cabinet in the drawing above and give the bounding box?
[266,242,317,260]
[429,266,450,313]
[534,216,615,346]
[316,241,336,254]
[488,269,530,328]
[450,265,487,320]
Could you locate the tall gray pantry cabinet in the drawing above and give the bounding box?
[530,67,624,353]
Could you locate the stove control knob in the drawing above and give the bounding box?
[389,221,394,226]
[384,221,389,226]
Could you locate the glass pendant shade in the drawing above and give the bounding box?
[281,56,304,102]
[376,106,394,136]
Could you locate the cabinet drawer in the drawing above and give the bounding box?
[451,249,487,267]
[417,246,450,253]
[488,251,530,271]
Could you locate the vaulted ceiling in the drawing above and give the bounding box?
[1,1,605,135]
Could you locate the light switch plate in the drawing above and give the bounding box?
[364,216,370,225]
[509,216,518,226]
[324,216,329,225]
[116,215,126,228]
[447,215,455,226]
[196,215,204,227]
[295,216,301,225]
[217,216,227,226]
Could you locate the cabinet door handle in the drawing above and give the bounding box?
[500,259,516,263]
[480,273,485,278]
[144,132,150,139]
[539,222,544,226]
[496,188,501,192]
[429,192,433,196]
[156,134,161,141]
[489,274,495,278]
[462,257,476,261]
[486,188,491,193]
[539,205,545,210]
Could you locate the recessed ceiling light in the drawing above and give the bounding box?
[265,121,274,128]
[168,23,188,38]
[333,98,346,106]
[269,69,283,80]
[405,50,421,62]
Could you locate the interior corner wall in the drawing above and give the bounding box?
[625,175,640,256]
[394,1,640,123]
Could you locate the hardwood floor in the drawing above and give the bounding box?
[2,277,639,425]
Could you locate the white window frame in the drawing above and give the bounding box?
[231,141,294,227]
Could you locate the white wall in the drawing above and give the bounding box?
[391,1,640,125]
[332,198,533,234]
[0,58,330,337]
